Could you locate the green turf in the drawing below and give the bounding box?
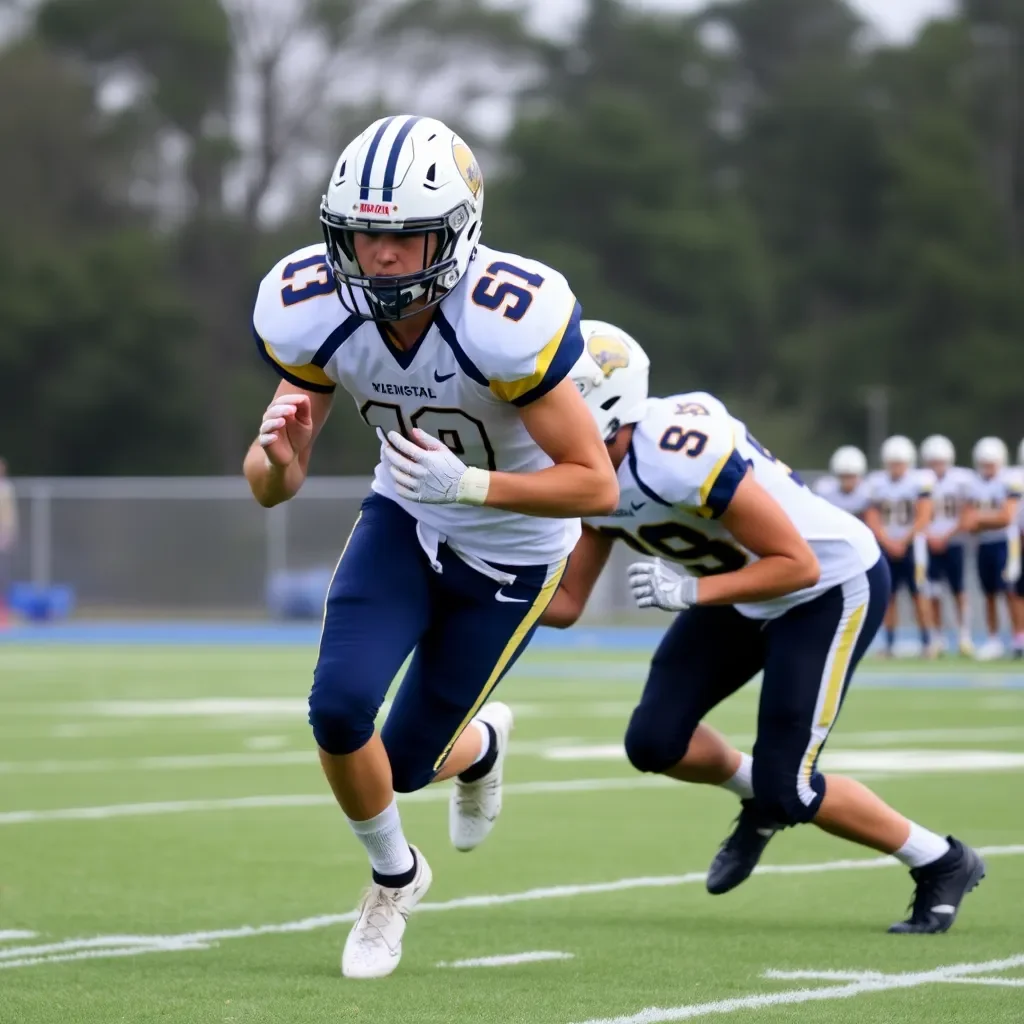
[0,645,1022,1023]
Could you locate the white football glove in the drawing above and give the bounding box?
[627,558,699,611]
[379,428,490,506]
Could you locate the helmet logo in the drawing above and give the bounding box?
[587,335,630,377]
[453,141,483,198]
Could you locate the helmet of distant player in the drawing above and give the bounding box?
[880,435,917,475]
[320,114,483,321]
[1017,437,1024,468]
[829,445,867,484]
[569,320,650,441]
[920,434,955,473]
[972,436,1008,478]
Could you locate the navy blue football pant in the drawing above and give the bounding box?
[308,493,563,792]
[885,548,919,595]
[625,557,890,827]
[926,544,965,595]
[977,539,1008,596]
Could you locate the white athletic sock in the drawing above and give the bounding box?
[894,821,950,869]
[468,719,491,767]
[347,798,414,878]
[720,753,754,801]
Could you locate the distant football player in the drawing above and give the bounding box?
[919,435,975,656]
[864,437,934,656]
[1013,439,1024,659]
[969,437,1022,661]
[543,320,985,935]
[814,446,871,519]
[244,115,618,978]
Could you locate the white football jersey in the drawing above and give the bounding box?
[866,468,934,541]
[253,242,584,567]
[584,393,880,620]
[970,470,1023,545]
[927,467,974,544]
[813,475,871,518]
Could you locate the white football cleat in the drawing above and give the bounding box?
[449,701,513,852]
[958,630,974,657]
[341,846,432,979]
[975,637,1005,662]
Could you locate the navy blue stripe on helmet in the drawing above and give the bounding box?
[381,116,423,202]
[359,117,397,200]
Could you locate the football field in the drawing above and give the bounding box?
[1,641,1023,1023]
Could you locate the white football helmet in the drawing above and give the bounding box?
[921,434,955,467]
[881,435,917,468]
[829,445,867,478]
[320,114,484,321]
[570,320,650,441]
[1017,438,1024,467]
[973,436,1008,470]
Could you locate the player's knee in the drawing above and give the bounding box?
[751,763,822,826]
[307,661,378,756]
[624,705,691,775]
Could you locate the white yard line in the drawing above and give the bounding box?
[0,931,37,942]
[437,951,574,968]
[1,846,1021,972]
[569,955,1024,1024]
[0,777,678,826]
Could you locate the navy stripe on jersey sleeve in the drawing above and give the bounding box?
[703,451,750,518]
[512,302,585,407]
[253,323,336,394]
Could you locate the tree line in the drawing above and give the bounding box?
[1,0,1021,476]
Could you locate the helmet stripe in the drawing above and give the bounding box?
[359,116,397,200]
[381,115,423,201]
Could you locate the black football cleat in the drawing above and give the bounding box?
[706,802,777,895]
[888,837,985,934]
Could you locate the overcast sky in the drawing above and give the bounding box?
[515,0,958,43]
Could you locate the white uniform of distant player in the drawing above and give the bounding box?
[1014,440,1024,657]
[254,249,582,569]
[585,393,880,619]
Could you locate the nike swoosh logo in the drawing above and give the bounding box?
[434,370,456,383]
[495,588,528,603]
[631,501,646,511]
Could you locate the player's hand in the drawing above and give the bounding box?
[380,428,489,505]
[928,535,947,554]
[627,558,699,612]
[258,394,313,467]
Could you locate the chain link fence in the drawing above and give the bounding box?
[5,475,1007,635]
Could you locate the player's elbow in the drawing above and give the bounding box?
[788,548,820,592]
[586,467,620,516]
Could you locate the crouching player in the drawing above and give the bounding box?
[543,320,986,934]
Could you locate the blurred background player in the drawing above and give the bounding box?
[969,438,1021,661]
[865,437,934,657]
[0,458,15,627]
[920,435,974,656]
[1014,439,1024,659]
[814,446,870,519]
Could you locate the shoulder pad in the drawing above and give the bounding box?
[630,399,747,518]
[1007,471,1024,499]
[253,244,356,393]
[916,468,936,495]
[813,475,836,497]
[449,246,582,406]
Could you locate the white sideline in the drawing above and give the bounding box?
[0,931,37,942]
[437,951,574,968]
[570,955,1024,1024]
[1,845,1022,971]
[0,776,678,826]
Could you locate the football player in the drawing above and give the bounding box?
[1013,439,1024,659]
[543,320,985,935]
[969,437,1022,661]
[814,447,871,519]
[919,435,975,656]
[244,115,618,978]
[864,437,934,657]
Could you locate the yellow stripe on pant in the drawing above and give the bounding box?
[432,558,566,771]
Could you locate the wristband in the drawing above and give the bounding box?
[456,467,491,506]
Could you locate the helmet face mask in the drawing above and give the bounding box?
[319,116,483,323]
